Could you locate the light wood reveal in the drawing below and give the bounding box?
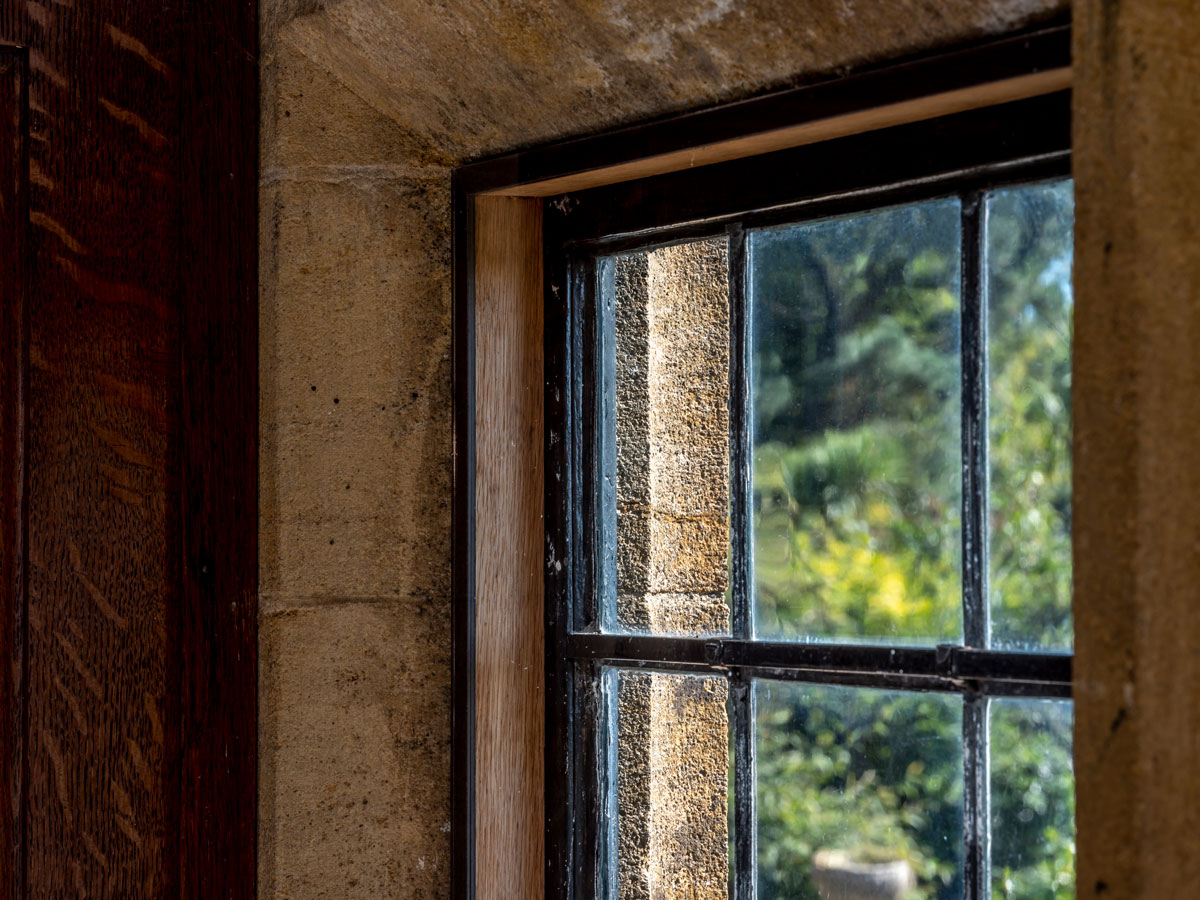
[485,68,1071,198]
[474,195,546,900]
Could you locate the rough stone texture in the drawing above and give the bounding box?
[616,672,729,900]
[259,601,451,899]
[614,240,730,635]
[616,674,654,900]
[610,241,730,895]
[259,0,1069,895]
[266,0,1067,165]
[614,254,653,611]
[259,172,452,607]
[1072,1,1200,896]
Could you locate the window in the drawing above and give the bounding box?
[538,39,1073,900]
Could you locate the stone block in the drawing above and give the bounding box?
[263,37,449,172]
[259,600,451,899]
[259,174,452,600]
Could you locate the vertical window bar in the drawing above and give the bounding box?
[561,661,602,900]
[727,223,756,900]
[597,665,619,900]
[594,255,617,634]
[728,222,752,641]
[963,695,992,900]
[546,242,579,900]
[730,672,757,900]
[960,192,989,649]
[960,192,990,900]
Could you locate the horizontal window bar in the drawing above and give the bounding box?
[565,634,1071,695]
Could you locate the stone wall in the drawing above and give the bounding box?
[1072,1,1200,895]
[611,240,731,898]
[258,1,1069,896]
[614,241,730,636]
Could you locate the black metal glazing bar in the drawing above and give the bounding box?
[571,662,604,900]
[726,223,756,900]
[728,223,751,642]
[960,192,990,898]
[565,634,1070,689]
[544,223,578,900]
[963,695,991,900]
[961,190,989,650]
[730,672,757,900]
[562,150,1070,257]
[594,256,617,634]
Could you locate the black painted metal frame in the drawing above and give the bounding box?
[544,65,1071,900]
[452,19,1071,900]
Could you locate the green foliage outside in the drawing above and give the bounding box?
[748,184,1075,899]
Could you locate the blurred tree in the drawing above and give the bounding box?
[749,183,1074,899]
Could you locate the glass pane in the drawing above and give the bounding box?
[756,681,963,899]
[750,199,962,644]
[603,668,729,900]
[990,699,1075,899]
[600,237,732,637]
[986,180,1074,650]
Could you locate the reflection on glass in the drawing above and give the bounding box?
[750,200,962,644]
[604,668,729,900]
[601,237,731,637]
[990,699,1075,900]
[986,180,1074,651]
[755,681,963,900]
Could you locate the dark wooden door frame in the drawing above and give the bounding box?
[0,0,258,892]
[0,42,28,900]
[176,0,259,895]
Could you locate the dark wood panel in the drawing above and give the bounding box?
[16,0,182,892]
[177,0,258,896]
[0,0,256,894]
[0,45,26,900]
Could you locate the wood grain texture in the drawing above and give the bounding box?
[486,68,1071,198]
[0,0,257,894]
[0,45,25,900]
[474,195,545,900]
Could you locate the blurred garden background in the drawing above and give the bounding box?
[748,183,1075,899]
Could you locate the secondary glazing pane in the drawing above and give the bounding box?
[990,698,1075,899]
[756,680,964,899]
[600,237,731,637]
[603,668,730,900]
[750,199,962,644]
[986,180,1073,651]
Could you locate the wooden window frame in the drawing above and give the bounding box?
[452,22,1072,900]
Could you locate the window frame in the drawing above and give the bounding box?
[452,22,1073,900]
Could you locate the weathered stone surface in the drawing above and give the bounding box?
[259,600,451,899]
[614,240,730,634]
[264,42,448,172]
[1073,0,1200,895]
[267,0,1066,164]
[646,242,731,519]
[616,672,729,900]
[617,673,654,900]
[259,174,451,604]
